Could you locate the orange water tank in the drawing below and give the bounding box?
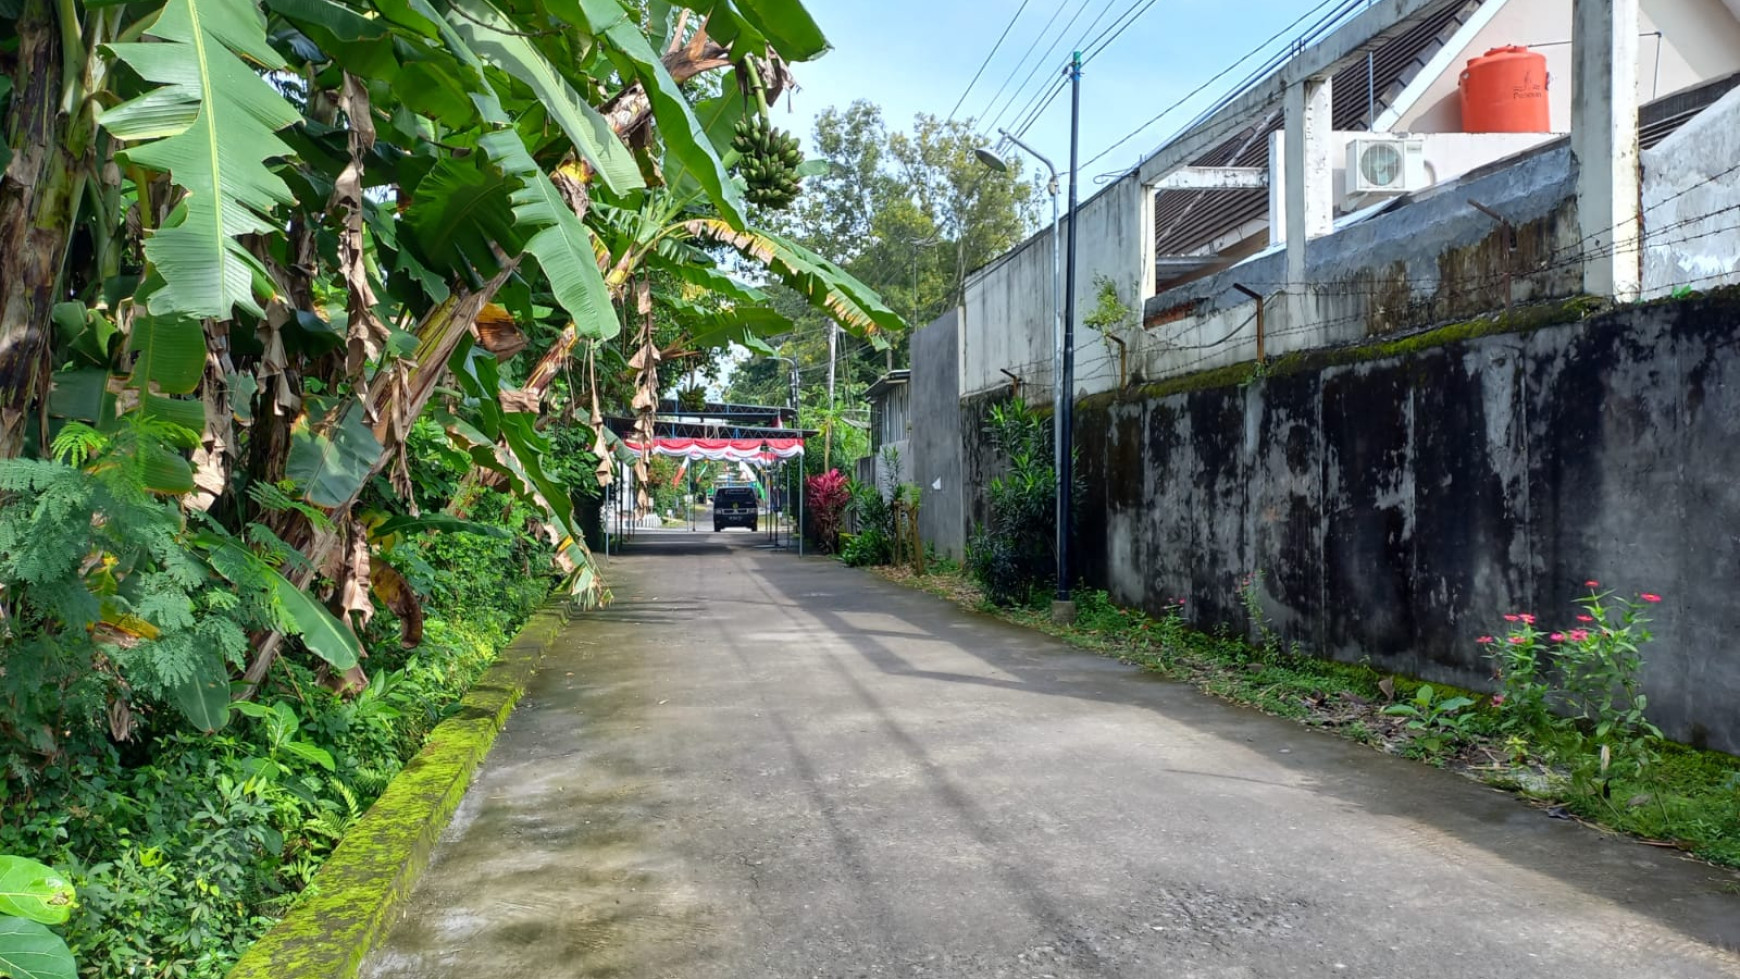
[1459,46,1550,133]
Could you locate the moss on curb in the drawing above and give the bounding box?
[225,604,573,979]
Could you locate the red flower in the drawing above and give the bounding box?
[1585,580,1600,588]
[1641,593,1662,603]
[1508,636,1526,645]
[1476,635,1495,644]
[1576,614,1594,623]
[1519,614,1536,625]
[1549,632,1565,641]
[1503,614,1519,622]
[1568,629,1590,641]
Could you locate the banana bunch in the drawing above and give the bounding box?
[732,112,804,210]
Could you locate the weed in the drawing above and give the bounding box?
[1238,570,1281,661]
[1383,684,1479,759]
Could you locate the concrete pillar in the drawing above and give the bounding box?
[1572,0,1641,301]
[1284,75,1333,286]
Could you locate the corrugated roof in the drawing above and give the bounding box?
[1640,69,1740,148]
[1151,1,1484,282]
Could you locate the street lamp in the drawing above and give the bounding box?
[977,60,1080,615]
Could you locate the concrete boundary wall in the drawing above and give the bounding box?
[1065,293,1740,755]
[961,175,1148,401]
[909,310,966,560]
[1643,85,1740,297]
[226,604,573,979]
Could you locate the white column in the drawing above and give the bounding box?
[1284,75,1334,286]
[1268,131,1287,246]
[1572,0,1641,301]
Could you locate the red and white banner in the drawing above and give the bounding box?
[625,437,804,463]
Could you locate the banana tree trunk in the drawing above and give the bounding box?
[239,266,517,696]
[0,0,77,457]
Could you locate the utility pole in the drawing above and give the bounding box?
[825,321,838,468]
[1055,50,1083,620]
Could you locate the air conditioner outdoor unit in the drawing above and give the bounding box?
[1346,137,1427,195]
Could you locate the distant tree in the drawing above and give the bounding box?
[729,102,1040,409]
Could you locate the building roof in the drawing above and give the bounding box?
[1151,0,1483,278]
[864,370,911,401]
[1640,70,1740,149]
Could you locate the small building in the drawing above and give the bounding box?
[861,369,911,495]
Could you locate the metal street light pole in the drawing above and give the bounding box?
[1057,50,1082,610]
[977,131,1062,596]
[977,92,1075,612]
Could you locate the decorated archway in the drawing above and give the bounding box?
[604,400,812,549]
[624,436,804,464]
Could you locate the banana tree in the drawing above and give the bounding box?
[0,0,863,720]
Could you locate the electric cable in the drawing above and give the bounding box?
[985,1,1100,133]
[946,0,1037,122]
[971,0,1075,127]
[1079,0,1164,64]
[1076,0,1353,173]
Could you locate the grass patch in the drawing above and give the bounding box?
[876,566,1740,871]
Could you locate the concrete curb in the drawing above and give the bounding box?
[226,602,573,979]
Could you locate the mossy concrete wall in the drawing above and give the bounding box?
[226,604,572,979]
[1063,292,1740,755]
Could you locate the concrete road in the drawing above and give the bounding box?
[362,531,1740,979]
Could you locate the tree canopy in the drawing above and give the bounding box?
[728,101,1040,418]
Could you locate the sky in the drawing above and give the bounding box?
[778,0,1359,188]
[712,0,1359,396]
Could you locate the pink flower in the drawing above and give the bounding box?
[1503,614,1519,622]
[1568,629,1590,641]
[1549,632,1565,641]
[1476,635,1495,645]
[1641,593,1662,603]
[1585,580,1600,588]
[1576,614,1594,623]
[1508,636,1526,645]
[1519,614,1536,625]
[1491,694,1506,706]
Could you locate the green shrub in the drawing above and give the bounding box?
[967,400,1064,606]
[0,463,555,979]
[841,479,893,567]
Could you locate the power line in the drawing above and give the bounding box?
[946,0,1037,122]
[985,1,1099,133]
[1076,0,1353,174]
[1002,0,1119,138]
[1080,0,1164,64]
[1008,72,1069,138]
[971,0,1074,128]
[1069,0,1125,56]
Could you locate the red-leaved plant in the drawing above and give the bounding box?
[805,469,851,554]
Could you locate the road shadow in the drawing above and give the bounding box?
[729,548,1740,959]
